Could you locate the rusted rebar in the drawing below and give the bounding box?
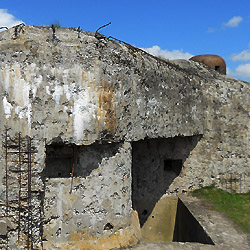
[51,24,56,40]
[5,128,9,215]
[27,136,33,249]
[3,131,39,248]
[77,26,81,38]
[95,22,111,34]
[18,132,21,243]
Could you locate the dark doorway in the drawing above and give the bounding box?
[132,135,201,226]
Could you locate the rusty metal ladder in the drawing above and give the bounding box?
[2,129,35,249]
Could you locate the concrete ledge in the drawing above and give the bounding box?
[128,195,250,250]
[179,195,249,249]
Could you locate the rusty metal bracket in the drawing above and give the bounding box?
[77,26,81,38]
[13,23,25,39]
[95,22,111,34]
[107,35,182,71]
[51,24,56,40]
[108,35,136,50]
[95,22,111,39]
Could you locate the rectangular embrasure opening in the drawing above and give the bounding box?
[44,142,121,178]
[44,144,74,178]
[164,159,182,175]
[215,65,220,71]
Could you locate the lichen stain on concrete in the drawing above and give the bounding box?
[43,210,140,250]
[98,85,117,137]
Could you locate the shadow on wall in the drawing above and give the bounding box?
[43,142,121,178]
[132,135,201,226]
[173,199,214,244]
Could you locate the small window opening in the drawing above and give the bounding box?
[45,144,74,178]
[215,65,220,71]
[164,159,183,175]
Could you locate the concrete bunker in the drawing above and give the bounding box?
[190,54,226,75]
[132,135,201,226]
[1,25,250,249]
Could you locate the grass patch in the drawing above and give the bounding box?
[192,185,250,234]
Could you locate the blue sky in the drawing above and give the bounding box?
[1,0,250,81]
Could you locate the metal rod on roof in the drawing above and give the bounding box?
[95,22,111,34]
[77,26,81,38]
[51,24,56,39]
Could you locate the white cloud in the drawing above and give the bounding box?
[223,16,243,28]
[141,45,193,60]
[231,50,250,61]
[225,66,250,81]
[230,43,250,61]
[234,64,250,78]
[207,27,215,33]
[226,67,233,76]
[0,9,23,29]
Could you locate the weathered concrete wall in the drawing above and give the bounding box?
[169,59,250,194]
[43,141,141,249]
[141,196,178,242]
[0,25,249,249]
[0,26,204,145]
